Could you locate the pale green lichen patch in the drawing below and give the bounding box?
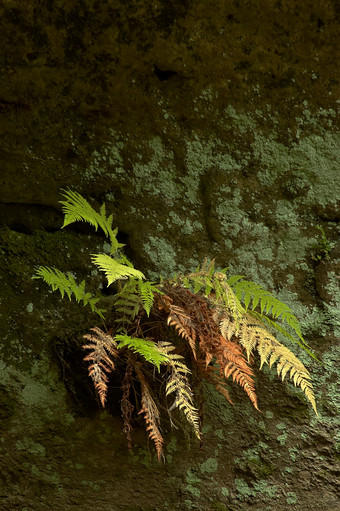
[200,457,218,474]
[286,492,298,505]
[144,236,178,278]
[234,478,277,501]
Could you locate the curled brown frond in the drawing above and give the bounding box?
[83,327,118,407]
[157,293,197,358]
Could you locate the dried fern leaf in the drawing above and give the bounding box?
[166,303,197,359]
[159,341,201,439]
[240,316,318,415]
[136,367,164,460]
[213,306,239,341]
[83,327,118,407]
[121,361,135,451]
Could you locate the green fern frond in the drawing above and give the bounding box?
[114,280,142,329]
[91,254,145,286]
[33,266,106,318]
[229,277,309,349]
[172,261,245,324]
[137,280,162,317]
[60,189,122,253]
[115,335,169,371]
[159,341,201,439]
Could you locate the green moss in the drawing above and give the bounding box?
[235,445,274,479]
[16,438,46,456]
[211,503,232,511]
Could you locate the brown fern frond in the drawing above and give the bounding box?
[197,360,234,406]
[83,327,118,407]
[161,286,222,359]
[167,304,197,359]
[135,366,164,460]
[240,315,318,415]
[215,383,234,405]
[156,292,198,358]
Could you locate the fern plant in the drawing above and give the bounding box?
[34,190,319,461]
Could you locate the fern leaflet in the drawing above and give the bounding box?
[91,254,145,286]
[229,277,309,349]
[60,189,122,253]
[33,266,106,318]
[115,334,169,371]
[239,314,318,414]
[159,341,201,439]
[83,327,118,406]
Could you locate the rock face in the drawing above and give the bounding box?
[0,1,339,510]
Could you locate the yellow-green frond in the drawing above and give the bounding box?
[91,254,144,286]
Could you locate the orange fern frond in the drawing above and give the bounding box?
[217,336,259,411]
[135,366,164,460]
[83,327,118,407]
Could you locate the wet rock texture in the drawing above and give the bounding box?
[0,1,339,510]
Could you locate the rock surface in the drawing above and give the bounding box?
[0,1,339,510]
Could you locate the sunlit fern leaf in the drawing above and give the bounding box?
[212,274,245,322]
[33,266,106,318]
[158,341,201,439]
[82,327,118,407]
[229,278,309,349]
[239,315,318,415]
[213,306,239,341]
[135,367,164,461]
[115,335,169,371]
[251,311,318,361]
[60,189,121,253]
[91,254,144,286]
